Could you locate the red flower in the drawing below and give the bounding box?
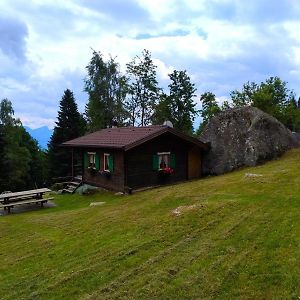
[162,167,174,174]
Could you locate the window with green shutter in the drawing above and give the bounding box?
[157,152,174,169]
[84,152,89,168]
[95,153,100,170]
[104,153,114,172]
[86,152,96,169]
[170,153,176,168]
[108,155,114,172]
[152,154,159,170]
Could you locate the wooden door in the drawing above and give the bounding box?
[188,147,202,179]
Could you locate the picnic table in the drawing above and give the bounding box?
[0,188,53,214]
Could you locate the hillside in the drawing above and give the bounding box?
[1,148,300,299]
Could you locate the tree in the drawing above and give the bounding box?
[0,98,20,126]
[283,96,300,131]
[0,125,6,189]
[48,89,85,180]
[0,99,46,192]
[153,70,197,134]
[197,92,221,134]
[230,81,258,107]
[85,51,127,131]
[126,49,161,126]
[152,93,173,125]
[230,77,294,125]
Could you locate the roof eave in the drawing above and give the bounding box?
[61,143,124,150]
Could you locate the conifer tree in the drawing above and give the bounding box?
[153,70,197,134]
[48,89,84,180]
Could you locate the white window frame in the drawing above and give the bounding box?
[103,153,110,171]
[157,152,170,169]
[87,152,96,169]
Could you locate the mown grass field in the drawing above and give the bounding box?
[1,148,300,299]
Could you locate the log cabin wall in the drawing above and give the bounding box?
[125,133,193,189]
[83,148,125,191]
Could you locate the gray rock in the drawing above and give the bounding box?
[244,173,263,178]
[199,106,298,175]
[90,202,105,206]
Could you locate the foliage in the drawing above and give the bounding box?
[230,76,298,128]
[283,97,300,131]
[126,49,161,126]
[1,149,300,298]
[0,99,46,192]
[197,92,221,134]
[153,70,197,134]
[0,125,5,189]
[85,50,128,131]
[47,89,85,181]
[198,77,300,132]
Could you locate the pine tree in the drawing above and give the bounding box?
[168,70,197,134]
[48,89,84,180]
[153,70,197,134]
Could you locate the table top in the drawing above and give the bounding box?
[0,188,51,200]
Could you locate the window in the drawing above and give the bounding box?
[153,152,176,170]
[88,152,96,168]
[104,153,110,171]
[158,152,170,169]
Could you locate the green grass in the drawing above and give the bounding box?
[1,148,300,299]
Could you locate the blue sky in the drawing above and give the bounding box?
[1,0,300,129]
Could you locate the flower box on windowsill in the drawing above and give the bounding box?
[157,167,173,183]
[99,170,111,178]
[158,167,174,175]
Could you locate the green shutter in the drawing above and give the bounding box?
[170,153,176,168]
[152,154,159,170]
[95,154,100,170]
[108,155,114,172]
[84,152,88,168]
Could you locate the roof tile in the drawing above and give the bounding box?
[62,125,208,151]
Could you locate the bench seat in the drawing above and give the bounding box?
[0,197,54,213]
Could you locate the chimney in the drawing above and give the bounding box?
[112,120,118,128]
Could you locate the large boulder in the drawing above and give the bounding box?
[199,106,298,175]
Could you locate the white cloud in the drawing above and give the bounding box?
[18,113,55,129]
[1,0,300,129]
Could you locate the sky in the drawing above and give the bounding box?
[2,0,300,129]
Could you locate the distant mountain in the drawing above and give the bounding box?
[24,126,53,149]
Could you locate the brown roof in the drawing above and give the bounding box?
[62,125,209,151]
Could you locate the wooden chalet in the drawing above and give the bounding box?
[62,125,209,192]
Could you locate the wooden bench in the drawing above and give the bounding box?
[0,197,54,214]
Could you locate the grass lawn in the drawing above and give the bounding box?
[1,148,300,299]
